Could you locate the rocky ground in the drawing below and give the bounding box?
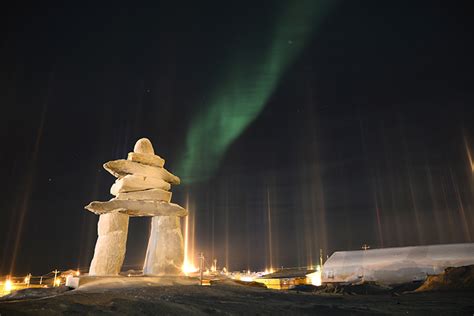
[0,278,473,315]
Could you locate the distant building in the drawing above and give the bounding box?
[255,268,315,290]
[323,243,474,284]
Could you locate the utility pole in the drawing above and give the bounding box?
[53,269,60,287]
[361,244,370,283]
[39,276,43,285]
[319,249,323,268]
[199,252,204,286]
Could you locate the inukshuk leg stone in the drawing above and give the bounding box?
[89,212,129,275]
[143,216,184,275]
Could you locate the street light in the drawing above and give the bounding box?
[4,277,12,292]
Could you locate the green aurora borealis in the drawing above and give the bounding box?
[176,1,333,183]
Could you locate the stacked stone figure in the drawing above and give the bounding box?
[85,138,187,276]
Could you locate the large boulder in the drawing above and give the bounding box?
[116,188,171,202]
[133,138,154,154]
[127,152,165,167]
[104,160,180,184]
[110,174,171,195]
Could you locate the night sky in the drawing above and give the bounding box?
[1,1,474,276]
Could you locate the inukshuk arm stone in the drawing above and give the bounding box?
[85,200,187,217]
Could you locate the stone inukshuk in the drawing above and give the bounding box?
[85,138,187,276]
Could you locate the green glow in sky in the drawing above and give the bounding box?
[177,1,332,183]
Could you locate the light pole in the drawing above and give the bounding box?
[53,269,60,287]
[199,252,204,286]
[24,273,31,288]
[361,244,370,282]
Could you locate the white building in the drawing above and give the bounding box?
[322,243,474,284]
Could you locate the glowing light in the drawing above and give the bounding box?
[307,266,322,286]
[182,262,199,275]
[464,134,474,172]
[263,268,274,275]
[4,278,12,292]
[75,270,80,276]
[310,272,322,286]
[240,276,254,282]
[182,196,198,276]
[54,278,61,287]
[266,189,274,274]
[183,205,190,264]
[238,270,257,282]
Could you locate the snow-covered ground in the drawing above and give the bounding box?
[0,277,473,315]
[75,275,200,291]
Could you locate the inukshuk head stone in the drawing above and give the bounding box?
[85,138,187,276]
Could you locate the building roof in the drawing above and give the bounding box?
[257,268,315,279]
[322,242,474,284]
